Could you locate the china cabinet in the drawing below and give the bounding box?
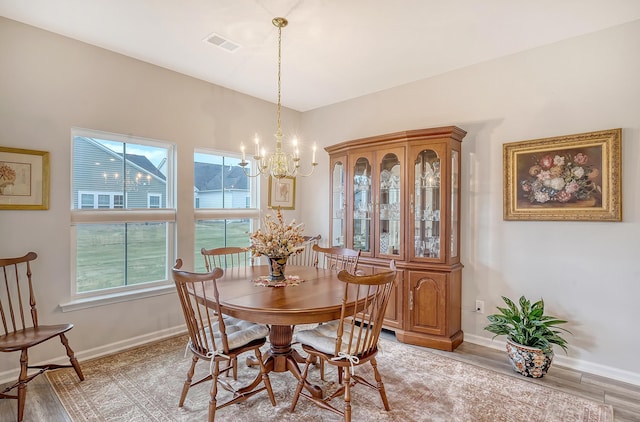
[326,126,466,351]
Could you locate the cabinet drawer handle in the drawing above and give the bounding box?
[410,194,414,215]
[409,291,414,311]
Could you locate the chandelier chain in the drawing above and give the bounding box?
[239,17,317,179]
[276,20,282,139]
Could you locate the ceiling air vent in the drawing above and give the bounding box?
[204,33,240,52]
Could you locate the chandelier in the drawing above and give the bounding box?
[239,17,317,179]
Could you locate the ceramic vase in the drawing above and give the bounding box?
[267,256,288,281]
[506,337,554,378]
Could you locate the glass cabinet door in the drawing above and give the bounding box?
[413,148,442,259]
[331,159,346,248]
[378,152,401,257]
[352,157,371,253]
[450,150,459,259]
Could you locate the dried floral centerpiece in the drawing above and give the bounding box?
[249,208,305,281]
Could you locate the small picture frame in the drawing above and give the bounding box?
[0,146,50,210]
[503,128,621,221]
[268,176,296,210]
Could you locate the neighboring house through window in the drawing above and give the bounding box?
[193,150,259,272]
[70,128,175,300]
[78,191,125,209]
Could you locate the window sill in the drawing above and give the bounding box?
[59,284,175,312]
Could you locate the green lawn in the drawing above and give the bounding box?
[76,220,251,292]
[193,220,251,272]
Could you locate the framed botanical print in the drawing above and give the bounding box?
[268,176,296,210]
[0,146,50,210]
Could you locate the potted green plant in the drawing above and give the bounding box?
[484,295,570,378]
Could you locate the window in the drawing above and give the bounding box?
[148,193,161,208]
[78,191,125,209]
[193,150,259,272]
[97,194,110,208]
[71,128,175,298]
[80,193,94,209]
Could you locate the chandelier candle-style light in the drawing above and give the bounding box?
[239,17,317,179]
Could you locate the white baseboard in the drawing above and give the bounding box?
[4,329,638,389]
[464,333,640,387]
[0,325,187,385]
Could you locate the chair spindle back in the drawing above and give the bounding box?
[0,252,39,336]
[287,234,321,267]
[335,262,396,359]
[201,247,252,271]
[172,259,228,357]
[312,244,361,273]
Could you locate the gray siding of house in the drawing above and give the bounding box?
[73,138,167,208]
[195,190,250,209]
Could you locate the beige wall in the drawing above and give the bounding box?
[1,15,639,385]
[300,20,640,384]
[0,16,304,377]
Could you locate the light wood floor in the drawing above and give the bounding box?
[2,332,639,421]
[419,341,640,422]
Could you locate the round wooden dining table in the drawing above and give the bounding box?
[203,265,356,398]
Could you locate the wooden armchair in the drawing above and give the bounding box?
[0,252,84,422]
[172,259,276,421]
[287,234,321,267]
[291,261,397,422]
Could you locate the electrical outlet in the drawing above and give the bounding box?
[475,300,485,313]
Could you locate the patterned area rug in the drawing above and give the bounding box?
[47,334,613,422]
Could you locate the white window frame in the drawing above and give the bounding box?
[193,147,260,214]
[193,148,260,264]
[64,128,177,312]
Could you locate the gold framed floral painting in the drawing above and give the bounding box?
[0,146,50,210]
[503,128,621,221]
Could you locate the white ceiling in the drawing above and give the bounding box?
[2,0,640,111]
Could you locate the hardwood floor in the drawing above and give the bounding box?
[2,333,639,421]
[391,334,640,422]
[0,374,72,422]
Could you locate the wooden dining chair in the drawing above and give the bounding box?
[291,261,397,422]
[201,246,254,380]
[287,234,321,267]
[171,259,276,422]
[201,246,252,271]
[312,244,361,273]
[309,243,361,380]
[0,252,84,422]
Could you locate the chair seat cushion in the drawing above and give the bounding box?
[295,321,349,355]
[204,316,269,352]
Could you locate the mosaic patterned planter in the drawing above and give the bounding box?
[506,338,554,378]
[267,256,288,281]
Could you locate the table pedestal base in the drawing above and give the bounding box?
[246,324,322,398]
